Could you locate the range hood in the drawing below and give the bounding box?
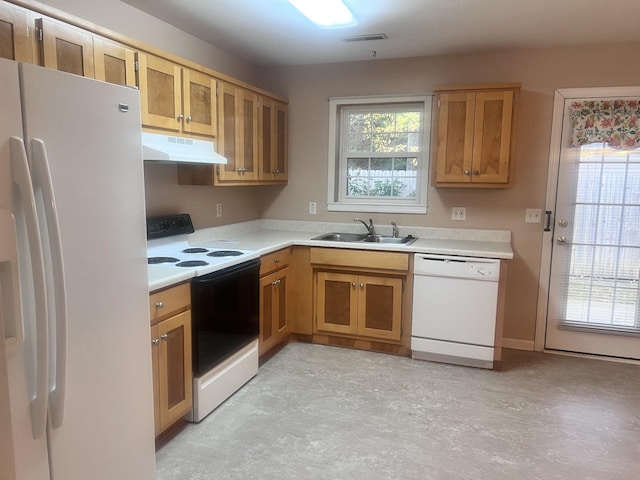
[141,132,227,164]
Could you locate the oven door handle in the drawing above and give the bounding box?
[192,259,260,284]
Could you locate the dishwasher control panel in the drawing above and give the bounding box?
[413,253,500,281]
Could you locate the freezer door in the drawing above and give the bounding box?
[0,58,51,480]
[19,63,156,479]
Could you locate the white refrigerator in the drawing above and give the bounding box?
[0,59,156,479]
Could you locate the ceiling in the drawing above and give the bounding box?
[122,0,640,67]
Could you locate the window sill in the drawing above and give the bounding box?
[327,203,427,214]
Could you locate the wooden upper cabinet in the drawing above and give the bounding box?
[182,68,217,136]
[216,81,259,183]
[93,37,135,87]
[259,96,288,183]
[36,17,94,77]
[0,2,33,62]
[138,53,182,132]
[434,83,520,187]
[137,52,216,137]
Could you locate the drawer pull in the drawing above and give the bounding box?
[274,258,280,263]
[151,338,160,346]
[155,301,164,309]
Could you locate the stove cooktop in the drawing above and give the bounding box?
[146,214,257,277]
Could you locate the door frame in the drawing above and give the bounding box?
[535,86,640,351]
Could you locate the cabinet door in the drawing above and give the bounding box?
[216,82,259,182]
[93,37,135,87]
[259,97,288,182]
[157,310,192,431]
[316,271,358,335]
[0,2,32,62]
[137,52,182,132]
[239,88,259,180]
[259,267,289,355]
[182,69,216,137]
[358,275,403,341]
[274,100,288,181]
[435,92,475,183]
[471,90,513,183]
[36,17,94,77]
[259,97,274,181]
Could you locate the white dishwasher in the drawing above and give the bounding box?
[411,253,501,369]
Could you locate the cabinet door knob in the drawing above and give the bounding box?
[155,301,164,309]
[152,338,160,346]
[473,170,480,175]
[359,282,364,288]
[160,333,169,341]
[186,116,192,123]
[177,114,184,121]
[464,170,471,175]
[351,282,356,287]
[274,258,280,263]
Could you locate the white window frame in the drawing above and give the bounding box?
[327,95,432,214]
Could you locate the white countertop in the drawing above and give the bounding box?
[148,219,513,292]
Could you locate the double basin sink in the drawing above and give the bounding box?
[311,232,418,245]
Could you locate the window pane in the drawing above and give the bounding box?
[347,157,369,171]
[372,113,394,133]
[626,163,640,203]
[576,163,601,204]
[371,133,394,152]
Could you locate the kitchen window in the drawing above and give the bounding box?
[327,96,432,213]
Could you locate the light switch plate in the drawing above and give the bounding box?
[309,202,317,215]
[525,208,541,223]
[216,203,222,218]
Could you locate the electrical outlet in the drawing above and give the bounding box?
[309,202,317,215]
[216,203,222,218]
[525,208,542,223]
[451,207,466,221]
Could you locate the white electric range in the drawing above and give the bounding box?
[146,214,260,423]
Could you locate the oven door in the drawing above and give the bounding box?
[191,259,260,376]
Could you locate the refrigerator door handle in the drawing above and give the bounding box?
[31,138,68,430]
[9,136,49,439]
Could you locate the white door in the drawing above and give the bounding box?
[542,88,640,360]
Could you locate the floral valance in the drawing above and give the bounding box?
[569,99,640,150]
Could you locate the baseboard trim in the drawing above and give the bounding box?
[502,338,535,351]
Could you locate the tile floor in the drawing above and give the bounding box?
[155,343,640,480]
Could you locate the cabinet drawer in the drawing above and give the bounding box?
[310,247,408,272]
[149,282,190,324]
[260,247,291,276]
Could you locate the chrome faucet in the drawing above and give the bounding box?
[391,222,399,238]
[354,218,376,235]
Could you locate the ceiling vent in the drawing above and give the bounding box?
[342,33,388,42]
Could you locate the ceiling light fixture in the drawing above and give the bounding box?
[288,0,357,28]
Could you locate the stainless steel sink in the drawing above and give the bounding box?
[362,235,418,245]
[311,232,369,242]
[311,232,418,245]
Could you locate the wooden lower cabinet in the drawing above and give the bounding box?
[259,248,291,356]
[316,271,403,342]
[149,283,192,437]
